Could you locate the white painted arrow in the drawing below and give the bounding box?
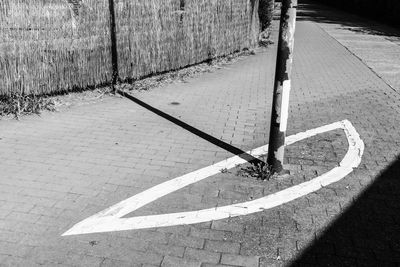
[62,120,364,236]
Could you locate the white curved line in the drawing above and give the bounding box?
[62,120,364,236]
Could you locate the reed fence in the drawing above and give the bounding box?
[0,0,261,96]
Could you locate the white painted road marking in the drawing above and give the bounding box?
[280,80,291,132]
[62,120,364,236]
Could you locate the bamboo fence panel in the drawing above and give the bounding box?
[0,0,112,96]
[116,0,260,82]
[1,0,260,96]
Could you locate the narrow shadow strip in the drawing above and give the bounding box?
[118,90,264,166]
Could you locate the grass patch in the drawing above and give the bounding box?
[0,94,57,119]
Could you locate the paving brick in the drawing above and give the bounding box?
[184,247,221,264]
[100,258,141,267]
[136,230,170,245]
[63,253,104,266]
[190,228,228,241]
[107,248,163,265]
[6,211,41,223]
[168,234,205,249]
[0,230,26,244]
[0,241,34,257]
[155,225,191,236]
[161,255,202,267]
[220,254,260,267]
[29,206,65,217]
[202,264,237,267]
[1,201,36,214]
[147,243,185,257]
[0,209,11,219]
[2,256,43,267]
[205,240,241,254]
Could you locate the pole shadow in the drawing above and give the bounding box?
[117,90,265,166]
[291,156,400,266]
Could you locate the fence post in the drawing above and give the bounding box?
[108,0,119,92]
[267,0,297,174]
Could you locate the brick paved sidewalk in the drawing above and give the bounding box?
[298,0,400,93]
[0,2,400,267]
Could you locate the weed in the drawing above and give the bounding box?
[220,168,229,174]
[259,30,274,47]
[237,157,273,181]
[0,94,56,119]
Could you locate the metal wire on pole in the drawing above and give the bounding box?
[267,0,297,174]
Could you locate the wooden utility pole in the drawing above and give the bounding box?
[267,0,297,174]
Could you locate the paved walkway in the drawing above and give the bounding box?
[0,2,400,267]
[297,1,400,93]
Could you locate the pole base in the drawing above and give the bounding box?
[272,168,290,179]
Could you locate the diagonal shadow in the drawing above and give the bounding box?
[118,90,265,166]
[291,156,400,266]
